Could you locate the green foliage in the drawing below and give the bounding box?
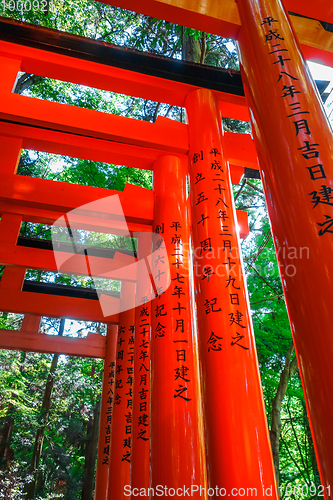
[17,151,152,191]
[234,180,320,495]
[20,75,124,113]
[17,149,150,289]
[1,1,142,43]
[223,117,250,133]
[0,349,103,498]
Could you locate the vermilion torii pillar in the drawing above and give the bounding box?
[131,233,151,497]
[185,89,278,497]
[151,155,207,497]
[236,0,333,494]
[107,282,135,500]
[94,324,117,500]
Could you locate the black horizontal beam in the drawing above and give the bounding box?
[0,16,244,96]
[23,280,120,300]
[244,167,261,180]
[320,21,333,33]
[17,237,137,259]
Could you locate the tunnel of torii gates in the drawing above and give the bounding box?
[0,0,333,496]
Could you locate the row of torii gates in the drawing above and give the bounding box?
[0,0,333,497]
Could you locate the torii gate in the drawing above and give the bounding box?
[0,0,333,497]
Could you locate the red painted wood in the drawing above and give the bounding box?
[0,92,189,155]
[151,155,207,497]
[0,136,22,175]
[107,283,136,500]
[0,40,249,121]
[0,266,26,291]
[95,324,118,500]
[131,233,151,495]
[0,122,259,173]
[0,174,153,225]
[224,132,259,170]
[0,202,152,235]
[21,313,41,332]
[103,0,333,38]
[237,0,333,493]
[186,88,278,496]
[0,329,106,358]
[0,245,138,281]
[0,289,119,323]
[0,55,21,93]
[0,213,22,245]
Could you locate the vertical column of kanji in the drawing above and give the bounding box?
[94,324,117,500]
[131,233,151,497]
[108,282,135,500]
[151,155,207,497]
[185,89,278,497]
[236,0,333,493]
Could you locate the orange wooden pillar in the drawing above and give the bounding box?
[94,324,117,500]
[131,233,151,497]
[150,155,207,497]
[108,282,135,500]
[185,89,278,497]
[236,0,333,494]
[0,213,22,247]
[21,314,41,333]
[0,214,25,295]
[0,56,21,95]
[0,136,22,175]
[0,57,22,176]
[0,266,26,293]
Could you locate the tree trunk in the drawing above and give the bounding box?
[182,34,202,63]
[81,397,101,500]
[14,73,43,94]
[269,342,298,486]
[302,399,320,485]
[25,319,65,499]
[0,404,14,470]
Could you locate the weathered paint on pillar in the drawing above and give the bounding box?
[185,89,278,497]
[236,0,333,494]
[108,282,135,500]
[150,155,207,497]
[94,324,117,500]
[131,233,151,497]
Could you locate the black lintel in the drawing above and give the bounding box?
[17,237,137,259]
[244,167,261,180]
[22,280,121,300]
[0,16,244,97]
